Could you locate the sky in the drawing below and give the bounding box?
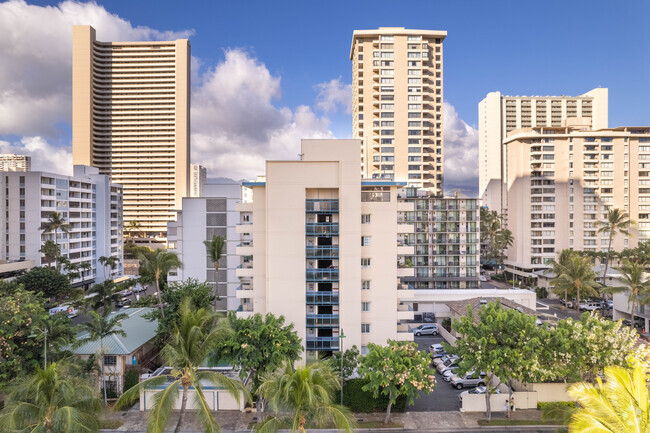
[0,0,648,195]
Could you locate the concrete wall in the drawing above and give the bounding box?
[140,388,245,411]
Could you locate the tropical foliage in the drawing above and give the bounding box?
[605,260,650,322]
[550,253,601,309]
[138,249,183,318]
[480,208,513,272]
[595,208,633,284]
[16,266,76,304]
[204,235,225,275]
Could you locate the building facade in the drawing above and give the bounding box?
[0,154,31,172]
[0,165,123,285]
[504,126,650,278]
[167,181,241,311]
[190,164,207,197]
[72,25,190,239]
[478,88,608,213]
[351,27,446,193]
[236,139,415,360]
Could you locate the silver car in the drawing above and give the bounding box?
[450,371,486,390]
[412,324,439,336]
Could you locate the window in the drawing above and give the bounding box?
[408,147,421,153]
[381,77,394,84]
[408,112,421,118]
[362,280,370,290]
[381,147,394,153]
[407,35,420,41]
[408,139,421,144]
[361,302,370,312]
[380,35,394,41]
[361,258,371,268]
[380,121,394,127]
[408,104,421,110]
[408,165,421,171]
[408,78,421,84]
[408,121,421,127]
[380,104,394,110]
[380,139,394,144]
[381,156,394,162]
[104,355,117,366]
[361,236,371,246]
[361,214,371,224]
[381,69,394,76]
[361,323,370,333]
[408,156,422,162]
[408,69,421,75]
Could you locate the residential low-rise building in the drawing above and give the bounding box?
[167,181,241,311]
[0,165,123,286]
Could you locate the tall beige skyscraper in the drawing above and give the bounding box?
[72,25,190,238]
[478,88,608,213]
[351,27,446,194]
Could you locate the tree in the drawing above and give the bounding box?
[604,260,650,324]
[211,312,302,420]
[550,254,600,310]
[549,249,576,306]
[480,208,513,274]
[138,249,183,318]
[567,364,649,432]
[85,280,122,311]
[116,298,248,433]
[0,363,103,433]
[204,235,225,276]
[146,278,216,346]
[16,266,76,304]
[256,362,355,433]
[596,208,633,286]
[39,240,59,268]
[80,308,128,404]
[39,212,72,270]
[448,302,549,421]
[330,345,360,381]
[359,341,435,424]
[124,220,142,241]
[98,255,120,281]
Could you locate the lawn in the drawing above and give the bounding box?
[477,419,566,427]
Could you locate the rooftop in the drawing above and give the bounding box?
[445,297,537,324]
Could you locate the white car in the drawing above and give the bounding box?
[579,301,601,311]
[429,343,444,353]
[49,305,78,319]
[433,355,456,368]
[459,386,500,401]
[133,283,146,293]
[479,275,487,282]
[442,367,459,382]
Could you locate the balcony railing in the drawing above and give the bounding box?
[306,337,340,350]
[306,223,339,236]
[306,314,339,327]
[305,246,339,259]
[306,268,339,282]
[306,199,339,213]
[306,292,339,305]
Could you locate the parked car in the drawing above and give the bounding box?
[429,343,444,353]
[118,288,132,297]
[604,299,613,309]
[433,355,456,368]
[442,367,459,382]
[579,301,602,311]
[49,305,78,319]
[437,357,460,374]
[459,386,500,401]
[115,297,132,308]
[450,371,487,389]
[412,324,439,336]
[479,275,487,282]
[431,350,447,360]
[133,283,146,293]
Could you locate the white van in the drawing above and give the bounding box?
[49,305,78,318]
[579,301,601,311]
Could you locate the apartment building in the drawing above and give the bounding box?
[236,139,415,361]
[72,25,190,239]
[397,189,481,289]
[0,154,31,172]
[478,88,608,213]
[0,165,123,286]
[504,126,650,278]
[351,27,446,193]
[167,181,241,311]
[190,164,207,197]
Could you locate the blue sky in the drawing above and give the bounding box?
[1,0,648,194]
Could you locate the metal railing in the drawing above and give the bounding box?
[305,223,339,236]
[306,292,339,305]
[306,269,339,282]
[306,314,339,327]
[306,337,340,350]
[305,246,339,258]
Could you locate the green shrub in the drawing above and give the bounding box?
[537,401,576,410]
[342,378,407,413]
[123,368,140,393]
[442,318,452,332]
[535,286,549,299]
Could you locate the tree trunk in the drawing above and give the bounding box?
[384,391,393,424]
[155,277,165,318]
[631,297,637,329]
[54,228,58,270]
[174,384,189,433]
[507,379,513,419]
[298,413,306,433]
[603,233,613,286]
[101,336,107,404]
[255,396,263,422]
[576,287,581,311]
[564,288,567,309]
[485,374,492,421]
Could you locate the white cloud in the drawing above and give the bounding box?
[0,136,72,175]
[190,49,334,180]
[0,0,193,136]
[314,77,352,115]
[443,102,479,196]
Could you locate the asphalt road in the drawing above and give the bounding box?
[71,282,157,325]
[410,336,464,412]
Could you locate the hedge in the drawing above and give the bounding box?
[123,368,140,393]
[537,401,576,410]
[342,378,407,413]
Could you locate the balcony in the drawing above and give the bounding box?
[306,199,339,213]
[306,337,339,350]
[306,291,339,305]
[236,266,253,278]
[306,268,339,282]
[306,223,339,237]
[306,314,339,327]
[397,223,415,234]
[235,245,253,256]
[305,245,339,259]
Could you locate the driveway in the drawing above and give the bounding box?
[409,336,463,412]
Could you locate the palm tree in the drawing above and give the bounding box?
[605,260,650,324]
[255,362,355,433]
[79,261,92,281]
[138,249,183,319]
[204,235,225,275]
[596,208,633,287]
[98,255,119,281]
[124,220,142,241]
[549,249,576,307]
[567,364,649,432]
[115,298,248,433]
[39,212,72,270]
[496,228,514,277]
[80,308,128,404]
[39,240,59,268]
[0,363,103,433]
[550,254,600,310]
[85,280,122,311]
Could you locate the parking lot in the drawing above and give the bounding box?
[409,335,464,412]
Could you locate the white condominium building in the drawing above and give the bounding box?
[0,165,123,286]
[351,27,446,193]
[504,126,650,278]
[72,25,190,239]
[236,139,415,360]
[190,164,207,197]
[0,154,31,172]
[479,88,608,213]
[167,181,241,311]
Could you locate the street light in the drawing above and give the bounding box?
[339,328,346,405]
[29,326,49,369]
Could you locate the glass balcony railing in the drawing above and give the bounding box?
[306,269,339,282]
[305,223,339,236]
[306,314,339,327]
[305,245,339,258]
[306,292,339,305]
[306,199,339,213]
[306,337,340,350]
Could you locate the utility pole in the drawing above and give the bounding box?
[339,328,346,405]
